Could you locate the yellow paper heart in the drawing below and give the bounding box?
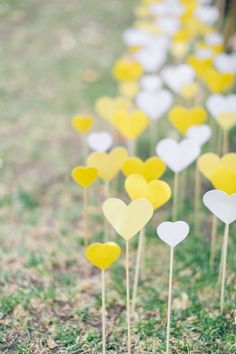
[71,115,94,134]
[216,113,236,131]
[85,242,121,270]
[180,82,200,100]
[113,110,148,140]
[122,157,166,182]
[187,56,213,78]
[113,59,143,81]
[71,166,98,188]
[203,69,234,93]
[119,81,139,98]
[169,106,207,134]
[125,174,171,209]
[211,167,236,195]
[197,153,236,180]
[103,198,153,240]
[95,97,132,124]
[87,147,128,181]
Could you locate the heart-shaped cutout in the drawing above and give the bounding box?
[197,153,236,180]
[87,132,113,152]
[161,64,195,93]
[71,166,98,188]
[203,69,234,93]
[156,138,201,173]
[113,58,143,81]
[85,242,121,270]
[136,89,173,120]
[87,147,128,181]
[122,156,166,182]
[203,190,236,224]
[211,167,236,195]
[186,124,212,145]
[95,96,132,123]
[113,110,148,140]
[157,221,190,247]
[71,115,94,134]
[103,198,153,240]
[125,174,171,209]
[169,106,207,134]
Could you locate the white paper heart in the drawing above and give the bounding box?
[122,28,150,47]
[203,190,236,225]
[140,75,163,92]
[214,53,236,74]
[161,65,195,93]
[195,6,219,25]
[195,47,214,59]
[150,2,184,17]
[136,89,173,120]
[156,138,201,173]
[155,17,180,36]
[205,32,223,46]
[186,124,212,146]
[207,94,236,118]
[134,47,167,72]
[157,221,190,247]
[87,132,113,152]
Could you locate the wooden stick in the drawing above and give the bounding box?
[210,214,218,268]
[172,173,179,221]
[132,228,145,314]
[83,188,88,246]
[217,127,223,155]
[194,165,201,231]
[104,181,110,241]
[220,223,229,311]
[127,139,135,156]
[166,246,174,354]
[101,269,106,354]
[222,128,228,154]
[126,240,131,354]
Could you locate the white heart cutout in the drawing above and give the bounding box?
[207,94,236,118]
[156,138,201,173]
[136,89,173,120]
[87,132,113,152]
[140,75,163,92]
[161,64,195,93]
[203,190,236,225]
[157,221,190,247]
[186,124,212,146]
[195,6,219,25]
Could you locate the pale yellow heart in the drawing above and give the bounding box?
[216,113,236,130]
[71,115,94,134]
[71,166,98,188]
[95,96,132,124]
[169,106,207,134]
[197,153,236,180]
[113,110,148,140]
[211,167,236,195]
[87,147,128,181]
[122,157,166,182]
[85,242,121,270]
[125,174,171,209]
[103,198,153,240]
[119,81,139,98]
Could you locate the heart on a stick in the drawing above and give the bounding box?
[103,198,153,240]
[85,242,121,270]
[87,132,113,152]
[203,190,236,225]
[157,221,190,247]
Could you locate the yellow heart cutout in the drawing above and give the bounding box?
[103,198,153,240]
[169,106,207,134]
[203,69,234,93]
[71,166,98,188]
[71,115,94,134]
[211,167,236,195]
[187,56,213,78]
[119,81,139,98]
[87,147,128,181]
[197,153,236,180]
[85,242,121,270]
[95,96,132,124]
[122,157,166,182]
[112,59,143,81]
[125,174,171,209]
[216,113,236,131]
[180,82,200,100]
[113,110,148,140]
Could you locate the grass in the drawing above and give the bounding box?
[0,0,236,353]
